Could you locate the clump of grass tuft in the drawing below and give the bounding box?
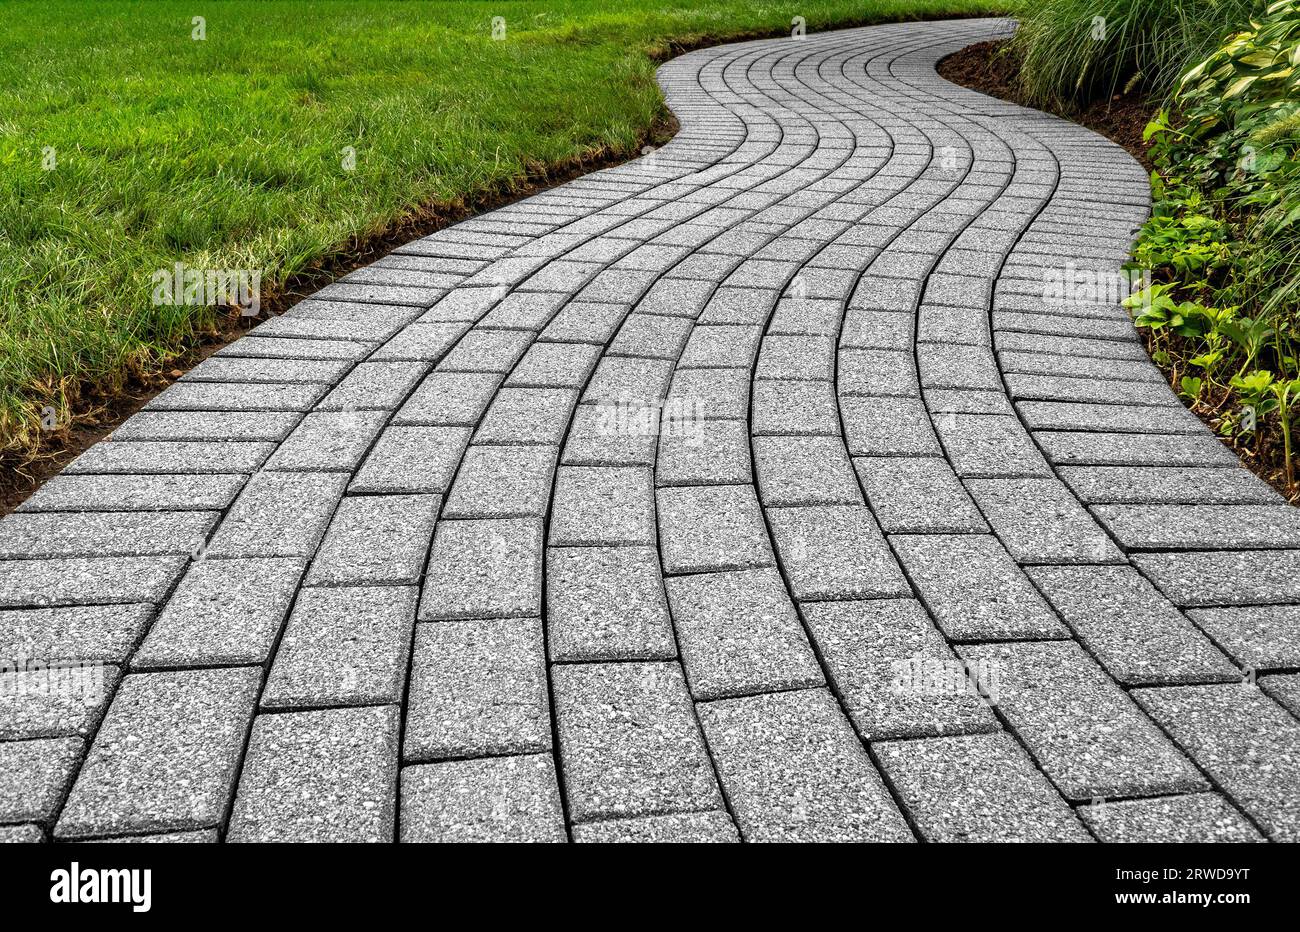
[1010,0,1260,108]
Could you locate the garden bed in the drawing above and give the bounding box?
[940,37,1299,504]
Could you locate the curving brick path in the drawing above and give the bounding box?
[3,18,1299,844]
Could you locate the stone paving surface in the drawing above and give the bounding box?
[2,18,1297,843]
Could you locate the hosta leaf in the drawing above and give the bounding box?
[1224,75,1257,98]
[1237,50,1279,67]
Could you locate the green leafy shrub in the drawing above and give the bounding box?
[1128,0,1300,489]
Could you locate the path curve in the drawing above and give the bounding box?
[2,18,1298,844]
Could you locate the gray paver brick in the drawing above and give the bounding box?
[767,297,842,337]
[18,474,247,514]
[697,688,913,842]
[1018,400,1202,434]
[608,314,694,359]
[182,355,350,384]
[507,341,602,387]
[753,435,863,506]
[561,402,659,466]
[205,471,348,558]
[540,301,626,344]
[144,381,326,413]
[439,328,532,373]
[767,505,909,600]
[554,662,721,822]
[547,546,675,662]
[306,494,440,586]
[891,534,1065,640]
[841,396,942,456]
[0,663,120,740]
[572,811,739,843]
[0,604,151,665]
[1028,564,1238,685]
[474,387,578,445]
[550,466,655,546]
[419,518,543,619]
[1058,465,1281,505]
[934,414,1051,477]
[0,737,83,823]
[656,418,751,485]
[350,426,470,494]
[918,342,1003,391]
[103,828,227,843]
[667,367,750,420]
[926,388,1014,415]
[1185,606,1300,669]
[1133,550,1300,606]
[843,309,913,349]
[1092,504,1300,550]
[113,411,300,443]
[319,361,428,412]
[1260,673,1300,717]
[0,511,218,559]
[1078,793,1264,843]
[66,441,273,475]
[581,357,674,408]
[56,667,261,838]
[393,371,500,425]
[958,640,1208,801]
[443,444,557,518]
[678,325,763,369]
[664,568,822,700]
[229,705,398,843]
[965,477,1124,564]
[0,825,44,843]
[803,599,997,741]
[876,733,1091,842]
[263,586,416,708]
[1038,431,1239,467]
[480,291,566,329]
[404,618,550,761]
[135,558,306,667]
[400,754,566,843]
[1134,684,1300,841]
[853,456,987,533]
[265,410,388,471]
[657,484,774,574]
[369,323,466,362]
[751,379,839,435]
[755,335,835,381]
[1006,372,1177,406]
[0,556,187,609]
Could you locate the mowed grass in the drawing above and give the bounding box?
[0,0,1000,460]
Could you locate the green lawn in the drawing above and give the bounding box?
[0,0,1000,459]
